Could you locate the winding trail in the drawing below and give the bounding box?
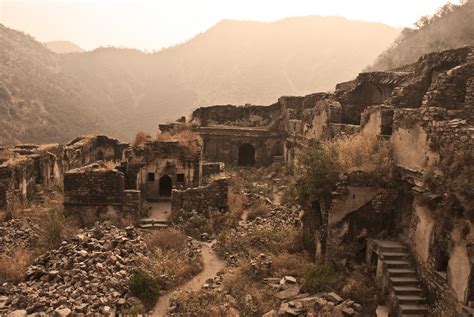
[152,241,225,316]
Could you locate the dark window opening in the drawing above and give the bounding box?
[147,173,155,182]
[177,173,185,183]
[159,175,172,197]
[238,143,256,166]
[433,237,449,273]
[381,110,394,136]
[96,150,104,161]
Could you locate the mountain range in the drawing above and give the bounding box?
[1,16,401,145]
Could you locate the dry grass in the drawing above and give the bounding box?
[335,133,393,180]
[271,252,312,278]
[228,190,246,215]
[149,247,203,289]
[144,228,187,252]
[247,200,271,221]
[0,248,32,283]
[133,131,151,147]
[144,229,202,289]
[223,267,279,316]
[156,130,203,155]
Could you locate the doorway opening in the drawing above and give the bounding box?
[238,143,256,166]
[159,175,172,197]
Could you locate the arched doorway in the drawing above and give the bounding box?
[238,143,256,166]
[159,175,172,197]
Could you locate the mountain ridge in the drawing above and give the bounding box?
[0,16,400,145]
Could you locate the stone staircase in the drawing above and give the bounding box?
[33,184,46,205]
[137,218,169,230]
[372,240,429,317]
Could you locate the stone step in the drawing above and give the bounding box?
[396,295,426,305]
[381,251,411,260]
[138,223,169,230]
[140,218,169,225]
[385,260,413,268]
[399,304,428,315]
[387,268,417,277]
[390,277,420,287]
[373,240,407,253]
[393,286,424,296]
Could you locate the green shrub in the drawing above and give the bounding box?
[302,262,339,293]
[129,269,161,309]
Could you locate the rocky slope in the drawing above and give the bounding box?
[0,24,104,145]
[0,17,399,145]
[368,0,474,71]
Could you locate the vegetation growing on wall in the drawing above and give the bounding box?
[294,140,340,210]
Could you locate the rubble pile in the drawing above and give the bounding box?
[263,276,362,317]
[0,223,149,316]
[0,218,40,255]
[218,203,302,261]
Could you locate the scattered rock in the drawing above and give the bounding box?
[0,223,148,315]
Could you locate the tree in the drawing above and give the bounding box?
[295,140,340,209]
[294,140,340,261]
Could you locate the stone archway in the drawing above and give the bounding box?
[238,143,255,166]
[159,175,172,197]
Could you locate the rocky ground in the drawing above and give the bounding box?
[0,218,40,256]
[0,223,148,316]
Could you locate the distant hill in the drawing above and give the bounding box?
[59,17,400,136]
[45,41,84,54]
[0,24,104,145]
[368,0,474,71]
[0,16,400,145]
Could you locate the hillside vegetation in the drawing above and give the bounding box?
[0,16,400,145]
[368,0,474,71]
[0,25,103,145]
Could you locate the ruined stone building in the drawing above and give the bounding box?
[159,46,473,316]
[1,43,473,316]
[121,139,203,201]
[0,135,127,217]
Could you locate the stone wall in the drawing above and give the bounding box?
[171,178,228,215]
[0,135,128,216]
[197,127,283,167]
[325,172,399,262]
[202,162,225,180]
[191,103,282,128]
[63,163,141,223]
[64,164,124,207]
[407,195,471,315]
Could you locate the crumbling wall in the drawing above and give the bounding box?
[391,109,440,173]
[302,99,342,141]
[171,178,228,215]
[360,105,394,137]
[64,135,126,170]
[422,63,474,110]
[198,127,283,166]
[407,195,472,315]
[63,163,128,224]
[129,140,202,199]
[191,103,282,128]
[325,172,398,262]
[202,162,225,181]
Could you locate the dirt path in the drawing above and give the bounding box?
[152,241,225,316]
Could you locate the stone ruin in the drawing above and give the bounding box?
[1,46,473,316]
[156,46,473,316]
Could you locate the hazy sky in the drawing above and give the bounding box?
[0,0,461,51]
